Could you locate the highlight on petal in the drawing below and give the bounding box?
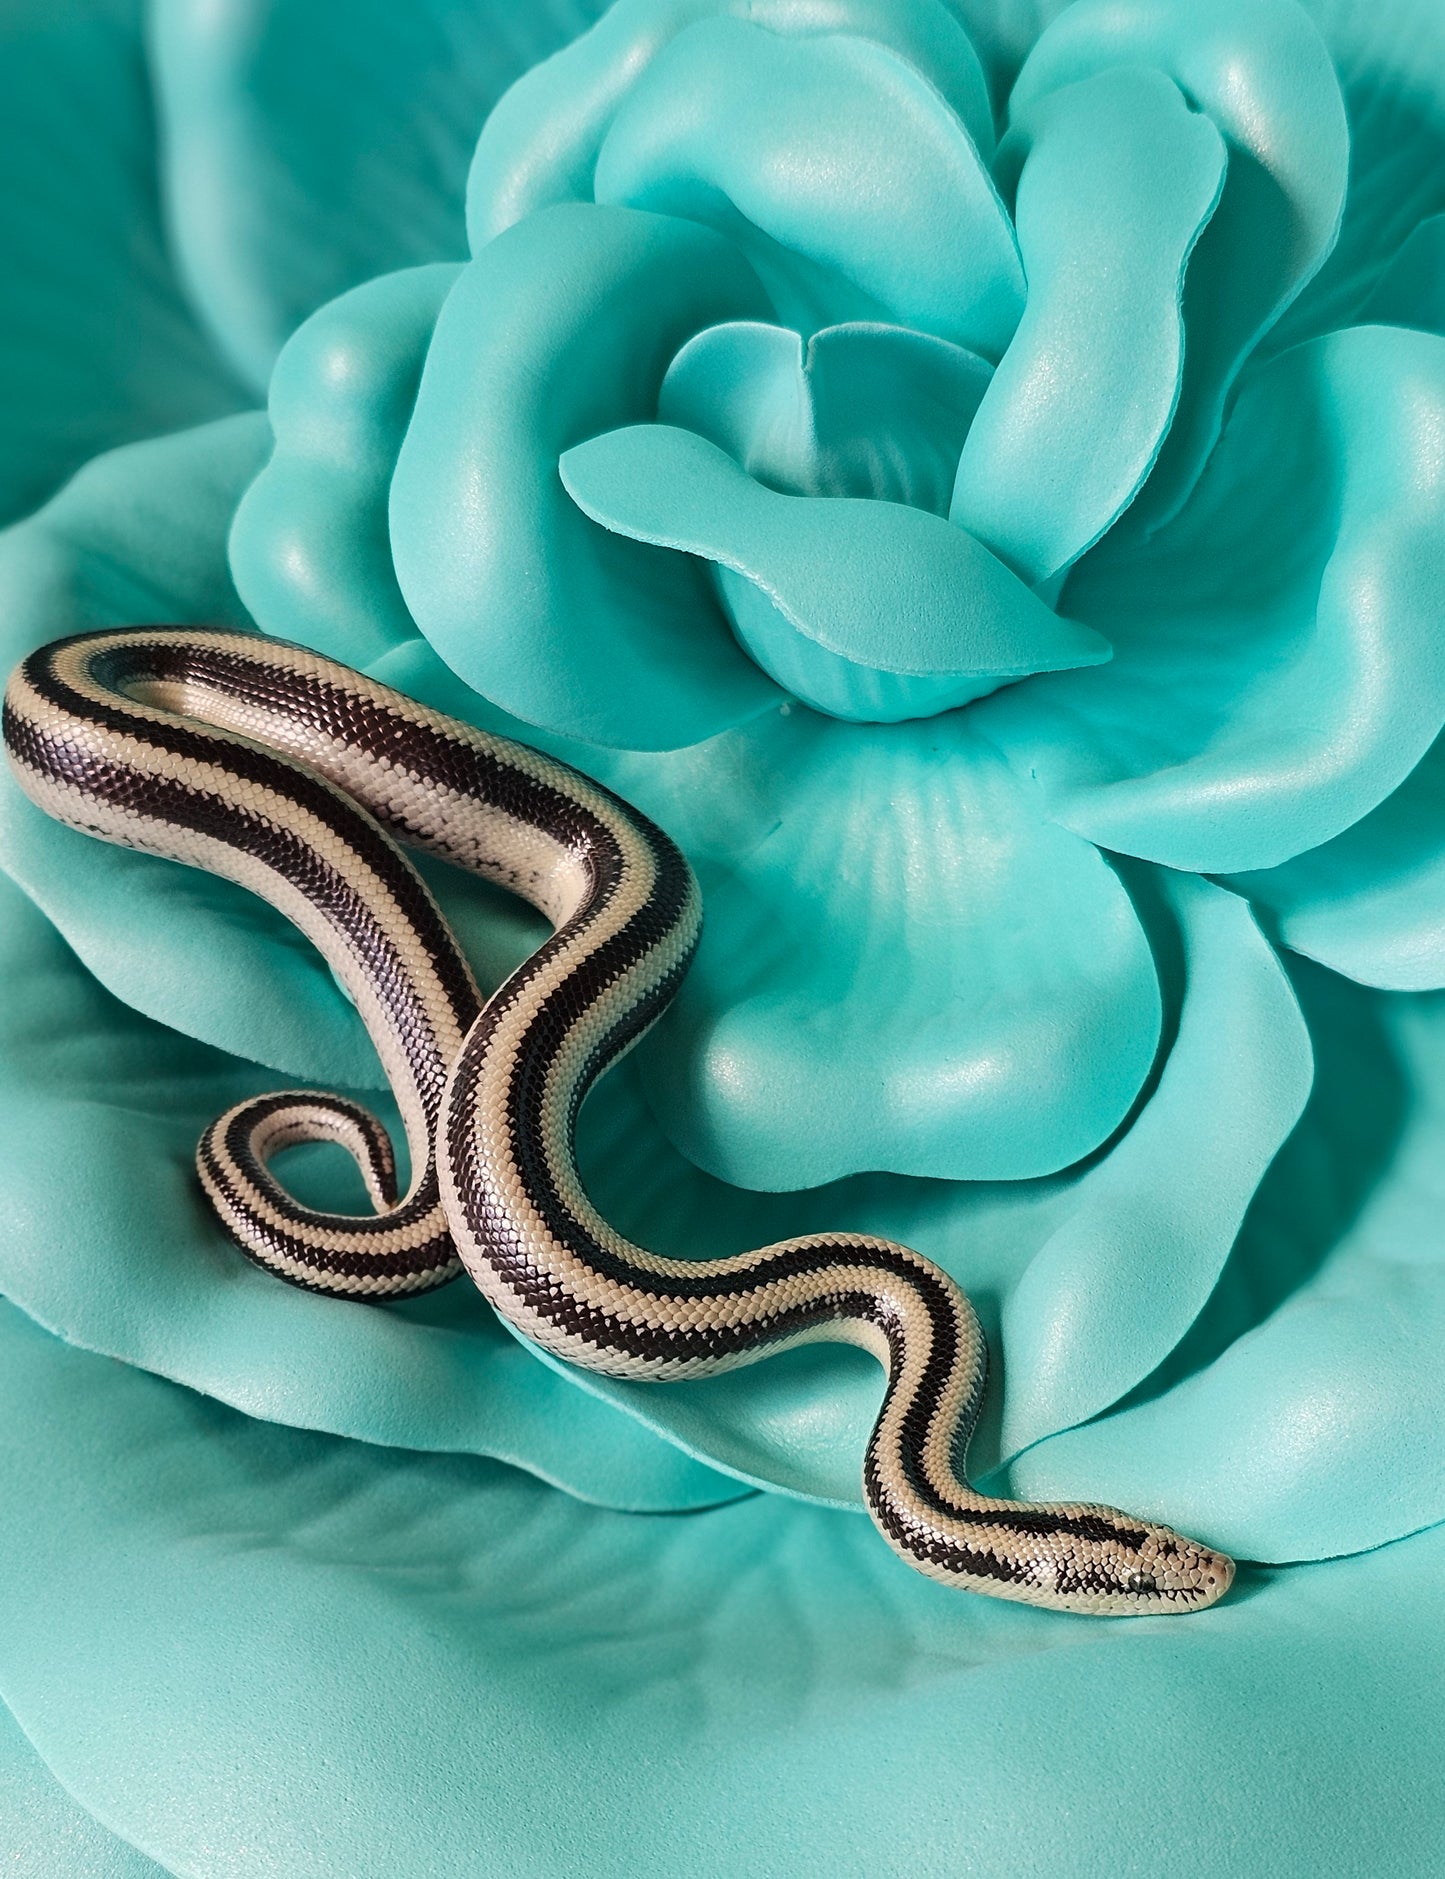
[390,204,782,750]
[0,0,244,524]
[977,325,1445,873]
[1011,0,1349,528]
[467,0,994,245]
[150,0,611,388]
[0,1700,164,1879]
[0,875,740,1515]
[1008,966,1445,1564]
[1230,731,1445,991]
[660,320,992,516]
[996,869,1311,1462]
[560,424,1109,723]
[584,705,1160,1188]
[231,263,461,668]
[951,67,1225,584]
[593,20,1023,355]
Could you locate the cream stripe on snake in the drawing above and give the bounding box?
[3,628,1234,1615]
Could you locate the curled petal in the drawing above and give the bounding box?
[1266,0,1445,350]
[1009,967,1445,1563]
[231,263,462,669]
[1230,731,1445,991]
[660,319,992,515]
[585,706,1160,1187]
[997,870,1312,1463]
[978,325,1445,873]
[593,20,1023,354]
[390,203,781,750]
[1012,0,1348,527]
[952,67,1225,584]
[561,423,1109,722]
[467,0,994,244]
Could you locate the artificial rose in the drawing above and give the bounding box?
[2,0,1445,1872]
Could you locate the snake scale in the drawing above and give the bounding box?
[4,628,1234,1615]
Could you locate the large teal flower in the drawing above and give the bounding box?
[2,0,1445,1870]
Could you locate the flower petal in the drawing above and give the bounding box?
[1267,0,1445,349]
[587,706,1159,1187]
[1008,966,1445,1563]
[0,874,740,1515]
[150,0,610,388]
[468,0,994,243]
[498,865,1304,1507]
[592,20,1023,354]
[951,67,1225,584]
[2,1301,1444,1875]
[978,324,1445,873]
[231,264,462,670]
[0,0,244,524]
[390,203,782,750]
[1229,732,1445,990]
[659,320,992,516]
[0,1697,163,1878]
[560,424,1108,723]
[997,870,1312,1462]
[0,416,381,1085]
[1011,0,1348,528]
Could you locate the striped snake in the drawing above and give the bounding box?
[4,629,1234,1615]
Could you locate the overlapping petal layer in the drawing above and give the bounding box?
[1,1303,1442,1878]
[0,1698,162,1879]
[1010,966,1445,1562]
[0,872,739,1514]
[150,0,614,387]
[979,324,1445,873]
[0,0,244,526]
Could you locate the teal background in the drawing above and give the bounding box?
[3,0,1445,1870]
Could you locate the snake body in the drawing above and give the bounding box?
[4,628,1234,1615]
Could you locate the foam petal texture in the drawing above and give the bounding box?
[467,0,994,244]
[1231,732,1445,991]
[951,66,1225,583]
[0,1302,1442,1877]
[658,319,992,516]
[979,325,1445,872]
[590,704,1158,1188]
[0,0,244,526]
[1008,964,1445,1563]
[390,204,781,749]
[592,20,1022,354]
[560,424,1109,723]
[1011,0,1349,528]
[149,0,612,387]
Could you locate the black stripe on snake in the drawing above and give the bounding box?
[3,628,1234,1615]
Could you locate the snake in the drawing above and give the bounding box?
[4,627,1234,1616]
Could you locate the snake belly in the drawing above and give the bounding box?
[4,628,1234,1616]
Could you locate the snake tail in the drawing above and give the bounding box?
[4,628,1234,1615]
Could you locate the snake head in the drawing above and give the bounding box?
[1055,1517,1235,1616]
